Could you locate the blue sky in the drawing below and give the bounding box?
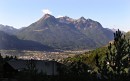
[0,0,129,32]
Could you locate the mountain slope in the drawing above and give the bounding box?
[0,31,53,51]
[58,17,114,47]
[17,14,114,50]
[0,24,18,35]
[17,14,96,50]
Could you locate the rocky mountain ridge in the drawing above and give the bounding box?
[0,14,114,50]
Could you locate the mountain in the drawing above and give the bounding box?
[73,18,113,46]
[0,24,18,35]
[17,14,96,50]
[58,16,114,47]
[0,31,53,51]
[17,14,114,50]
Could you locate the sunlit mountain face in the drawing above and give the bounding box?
[0,14,114,50]
[15,14,113,50]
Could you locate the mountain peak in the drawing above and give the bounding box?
[37,14,56,24]
[80,17,86,20]
[0,24,17,34]
[58,16,74,24]
[77,17,86,22]
[43,14,55,19]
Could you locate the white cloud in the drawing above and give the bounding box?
[42,9,52,14]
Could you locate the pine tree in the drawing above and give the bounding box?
[106,30,130,75]
[95,29,130,80]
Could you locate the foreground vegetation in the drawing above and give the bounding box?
[63,30,130,81]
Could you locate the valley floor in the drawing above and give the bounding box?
[0,50,89,61]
